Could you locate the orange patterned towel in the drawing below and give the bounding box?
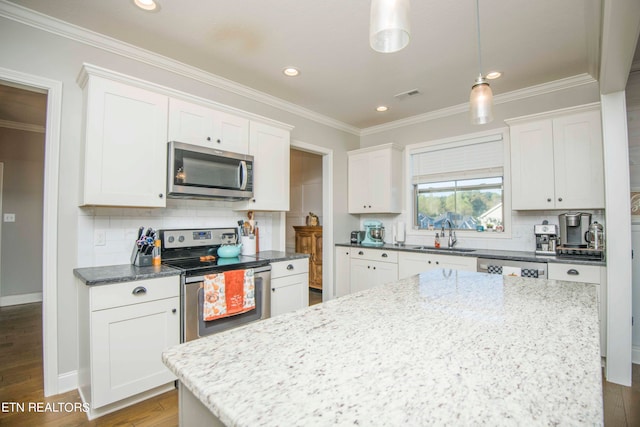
[203,269,256,321]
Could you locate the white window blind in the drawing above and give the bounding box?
[411,134,504,184]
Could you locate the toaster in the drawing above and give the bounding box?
[350,231,364,245]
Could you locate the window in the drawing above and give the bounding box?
[409,133,506,232]
[415,175,503,231]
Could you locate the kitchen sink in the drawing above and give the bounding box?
[409,245,476,253]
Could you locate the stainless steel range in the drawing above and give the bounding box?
[159,227,271,342]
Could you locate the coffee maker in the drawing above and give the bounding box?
[362,220,385,247]
[558,212,591,248]
[534,221,558,256]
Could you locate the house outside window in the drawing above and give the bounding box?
[415,175,503,231]
[409,132,507,233]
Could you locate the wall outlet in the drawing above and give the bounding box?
[94,230,106,246]
[3,213,15,223]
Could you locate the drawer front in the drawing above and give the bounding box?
[548,263,601,284]
[271,258,310,279]
[350,248,398,263]
[90,276,179,311]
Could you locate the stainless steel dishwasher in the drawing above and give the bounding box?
[477,258,547,279]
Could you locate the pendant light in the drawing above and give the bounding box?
[370,0,411,53]
[469,0,493,124]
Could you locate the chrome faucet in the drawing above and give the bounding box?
[443,219,457,248]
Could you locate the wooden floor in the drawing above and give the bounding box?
[1,302,639,426]
[0,302,178,426]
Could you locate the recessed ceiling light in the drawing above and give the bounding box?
[283,67,300,77]
[376,106,389,112]
[486,71,502,80]
[133,0,158,11]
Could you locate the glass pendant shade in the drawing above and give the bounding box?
[370,0,410,53]
[470,78,493,125]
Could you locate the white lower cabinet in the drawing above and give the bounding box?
[399,252,477,279]
[334,247,352,297]
[270,259,309,317]
[78,276,180,418]
[349,248,398,293]
[548,263,607,357]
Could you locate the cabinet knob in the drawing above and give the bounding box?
[547,198,552,202]
[286,264,294,270]
[567,269,579,275]
[132,286,147,295]
[558,197,563,202]
[436,261,439,265]
[367,265,371,269]
[172,308,177,314]
[206,136,211,141]
[272,288,276,292]
[363,205,366,209]
[428,261,432,264]
[373,266,376,270]
[158,193,164,199]
[217,139,221,143]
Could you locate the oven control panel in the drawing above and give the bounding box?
[161,227,237,249]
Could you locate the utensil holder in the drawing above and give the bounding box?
[241,235,256,255]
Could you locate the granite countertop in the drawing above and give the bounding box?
[73,251,308,286]
[162,270,603,426]
[336,242,606,266]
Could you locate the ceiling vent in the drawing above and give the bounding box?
[394,88,421,100]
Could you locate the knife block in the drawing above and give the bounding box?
[131,244,153,266]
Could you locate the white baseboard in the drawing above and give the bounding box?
[0,292,43,306]
[632,346,640,364]
[58,370,78,394]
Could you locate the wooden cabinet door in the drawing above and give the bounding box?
[552,110,604,209]
[168,98,249,154]
[271,274,309,317]
[334,247,351,297]
[510,120,555,210]
[244,122,290,210]
[82,77,168,207]
[91,297,179,407]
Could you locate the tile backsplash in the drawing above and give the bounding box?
[77,199,275,267]
[361,209,605,252]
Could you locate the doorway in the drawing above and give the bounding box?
[288,141,334,305]
[0,68,62,397]
[0,83,46,307]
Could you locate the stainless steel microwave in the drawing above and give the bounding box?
[167,141,254,200]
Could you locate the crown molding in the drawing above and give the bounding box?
[0,0,360,136]
[0,1,600,139]
[0,119,45,133]
[361,74,597,136]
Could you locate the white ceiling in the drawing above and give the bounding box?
[4,0,604,129]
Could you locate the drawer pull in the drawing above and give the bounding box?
[567,269,579,276]
[381,253,388,258]
[358,251,364,255]
[286,264,294,270]
[132,286,147,295]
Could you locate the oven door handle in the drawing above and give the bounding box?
[185,265,271,283]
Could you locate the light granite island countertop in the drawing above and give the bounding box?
[162,270,603,426]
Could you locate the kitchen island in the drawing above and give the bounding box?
[162,270,603,426]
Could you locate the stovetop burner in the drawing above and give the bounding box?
[159,227,268,276]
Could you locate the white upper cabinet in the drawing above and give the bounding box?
[508,105,604,210]
[168,98,249,154]
[238,121,291,211]
[348,143,403,214]
[79,73,168,207]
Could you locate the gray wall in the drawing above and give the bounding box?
[0,127,44,298]
[0,16,359,377]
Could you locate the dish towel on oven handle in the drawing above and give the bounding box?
[203,269,256,321]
